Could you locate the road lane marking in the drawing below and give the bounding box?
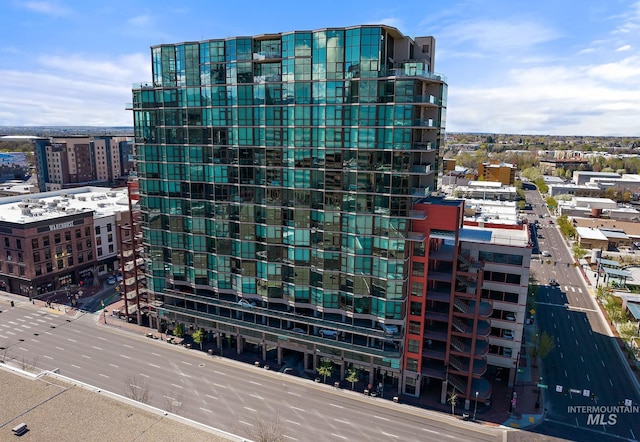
[24,315,33,319]
[213,383,227,389]
[109,363,119,368]
[290,406,305,412]
[571,326,574,332]
[139,373,149,378]
[609,379,613,386]
[249,381,261,386]
[43,355,53,359]
[200,407,212,413]
[22,325,31,329]
[239,421,254,427]
[151,352,161,357]
[6,331,15,335]
[97,336,107,341]
[19,347,28,351]
[55,346,64,351]
[381,432,399,439]
[285,419,300,426]
[580,356,584,362]
[214,370,226,375]
[92,346,103,350]
[31,338,39,343]
[0,335,6,339]
[71,364,81,369]
[595,343,598,350]
[250,394,264,400]
[206,394,218,400]
[244,407,257,412]
[575,339,579,346]
[423,429,440,434]
[283,435,298,441]
[171,384,183,389]
[565,370,568,377]
[602,361,605,367]
[99,373,109,378]
[67,338,77,343]
[16,318,25,322]
[331,433,347,439]
[81,354,91,359]
[148,363,160,368]
[288,392,301,397]
[182,374,192,378]
[120,354,131,359]
[374,415,390,421]
[334,419,349,424]
[329,403,344,409]
[181,361,192,365]
[0,324,9,328]
[36,319,46,323]
[587,374,590,381]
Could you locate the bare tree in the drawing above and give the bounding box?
[124,374,152,404]
[248,412,285,442]
[163,388,185,415]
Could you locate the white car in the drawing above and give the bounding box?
[379,323,398,334]
[237,299,256,308]
[541,251,551,257]
[319,329,339,339]
[503,330,514,340]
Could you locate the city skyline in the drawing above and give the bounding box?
[0,0,639,136]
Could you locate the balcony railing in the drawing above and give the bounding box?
[253,51,282,60]
[382,68,447,83]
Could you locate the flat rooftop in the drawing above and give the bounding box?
[0,368,237,442]
[0,186,129,224]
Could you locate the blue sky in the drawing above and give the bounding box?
[1,0,640,136]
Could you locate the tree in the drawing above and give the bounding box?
[530,331,555,367]
[572,243,587,260]
[124,374,151,404]
[316,358,333,383]
[248,412,285,442]
[447,390,458,415]
[173,323,184,338]
[618,321,639,358]
[603,295,624,325]
[521,167,543,182]
[346,367,359,390]
[192,329,205,350]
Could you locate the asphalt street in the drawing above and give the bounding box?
[0,300,505,442]
[523,186,640,442]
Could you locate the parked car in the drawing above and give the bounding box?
[107,276,116,285]
[548,220,554,224]
[291,327,306,334]
[503,330,514,340]
[116,274,123,282]
[541,251,551,257]
[238,299,256,308]
[549,278,559,286]
[379,323,398,334]
[319,329,339,339]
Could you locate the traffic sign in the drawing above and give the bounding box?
[537,384,548,389]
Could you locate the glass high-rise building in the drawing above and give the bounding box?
[132,25,447,395]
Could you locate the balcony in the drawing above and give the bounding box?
[413,142,435,151]
[450,336,489,356]
[408,210,427,220]
[382,68,447,83]
[411,187,431,197]
[253,51,282,60]
[412,119,437,128]
[426,290,450,303]
[406,231,426,242]
[411,164,434,174]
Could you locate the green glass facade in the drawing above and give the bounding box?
[132,25,447,378]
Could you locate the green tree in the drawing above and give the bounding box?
[521,167,543,182]
[447,390,458,415]
[618,321,639,358]
[572,243,587,260]
[192,329,205,350]
[534,178,549,194]
[545,196,558,209]
[346,367,359,390]
[603,295,624,325]
[317,359,333,383]
[529,331,555,367]
[173,323,184,338]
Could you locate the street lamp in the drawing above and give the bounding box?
[536,376,542,408]
[509,351,521,413]
[473,391,479,421]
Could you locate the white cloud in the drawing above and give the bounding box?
[615,44,632,52]
[447,58,640,136]
[437,18,560,58]
[22,1,72,16]
[0,53,150,126]
[128,15,151,27]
